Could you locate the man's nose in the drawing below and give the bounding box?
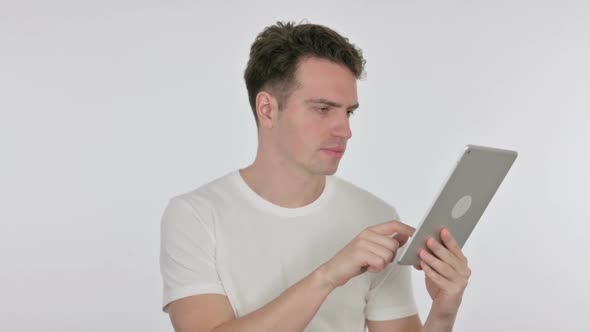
[332,113,352,140]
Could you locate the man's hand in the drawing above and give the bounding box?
[319,220,415,289]
[414,227,471,318]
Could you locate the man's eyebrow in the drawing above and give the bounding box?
[305,98,359,110]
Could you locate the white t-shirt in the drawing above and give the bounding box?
[160,170,418,331]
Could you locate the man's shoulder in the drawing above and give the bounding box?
[330,175,401,220]
[168,170,237,211]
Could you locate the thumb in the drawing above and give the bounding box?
[389,231,412,247]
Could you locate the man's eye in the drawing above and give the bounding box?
[317,106,330,113]
[347,111,355,118]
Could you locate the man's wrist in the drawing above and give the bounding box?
[422,307,457,332]
[313,265,338,291]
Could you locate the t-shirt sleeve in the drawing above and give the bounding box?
[159,196,225,313]
[364,206,419,321]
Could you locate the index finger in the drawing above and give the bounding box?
[370,220,415,237]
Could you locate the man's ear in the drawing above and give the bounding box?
[255,91,278,129]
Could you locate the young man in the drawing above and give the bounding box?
[160,22,471,332]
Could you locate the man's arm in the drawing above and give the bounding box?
[366,311,458,332]
[367,314,422,332]
[167,220,416,332]
[169,267,333,332]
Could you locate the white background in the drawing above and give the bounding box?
[1,1,588,331]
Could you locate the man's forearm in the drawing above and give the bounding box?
[421,310,457,332]
[212,266,335,332]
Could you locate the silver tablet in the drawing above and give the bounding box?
[397,144,518,266]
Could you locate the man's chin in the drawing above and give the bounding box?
[325,167,338,175]
[306,159,340,176]
[318,164,339,176]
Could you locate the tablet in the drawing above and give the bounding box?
[397,144,518,266]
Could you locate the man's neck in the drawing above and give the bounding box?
[239,162,326,209]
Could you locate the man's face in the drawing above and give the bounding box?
[270,57,359,176]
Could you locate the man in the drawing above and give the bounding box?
[160,21,471,332]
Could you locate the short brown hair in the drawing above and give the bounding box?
[244,21,366,127]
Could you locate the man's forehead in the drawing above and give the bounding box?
[290,58,358,106]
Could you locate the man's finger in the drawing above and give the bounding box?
[371,220,415,237]
[440,228,468,263]
[363,230,401,252]
[392,232,411,247]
